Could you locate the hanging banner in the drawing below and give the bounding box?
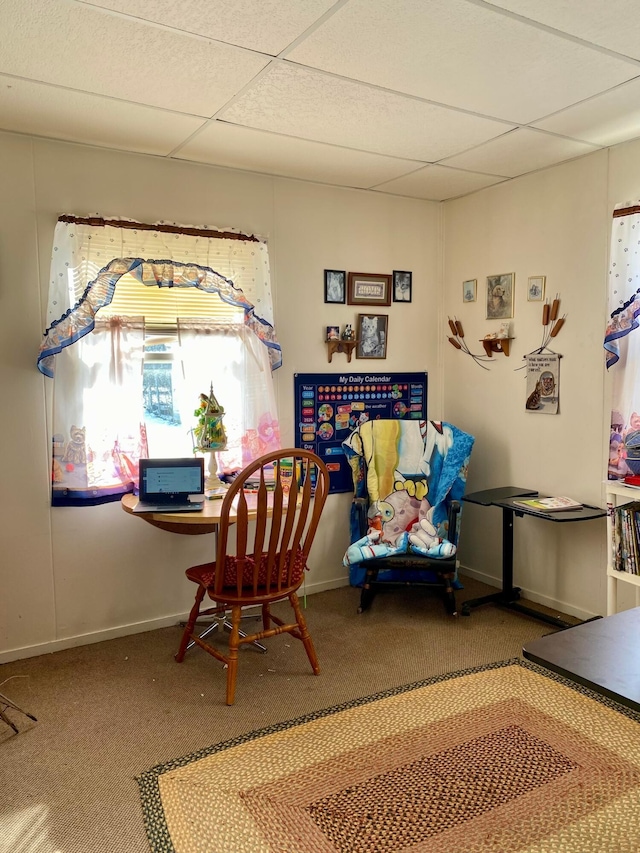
[525,354,560,414]
[294,371,428,493]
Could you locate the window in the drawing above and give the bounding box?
[39,217,281,505]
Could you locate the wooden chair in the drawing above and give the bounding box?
[175,448,330,705]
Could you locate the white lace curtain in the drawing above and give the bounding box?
[605,202,640,480]
[176,320,280,472]
[38,217,281,505]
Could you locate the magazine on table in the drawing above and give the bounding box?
[512,496,583,512]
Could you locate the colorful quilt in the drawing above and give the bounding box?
[342,419,474,586]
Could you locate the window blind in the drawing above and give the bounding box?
[104,272,243,327]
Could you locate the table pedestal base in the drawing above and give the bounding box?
[0,690,37,734]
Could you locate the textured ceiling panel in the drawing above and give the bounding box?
[440,128,599,178]
[372,165,506,202]
[0,75,206,155]
[174,120,423,188]
[85,0,336,55]
[487,0,640,61]
[286,0,639,123]
[2,0,640,200]
[0,0,270,116]
[221,64,513,161]
[533,78,640,147]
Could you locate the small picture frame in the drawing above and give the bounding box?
[462,279,477,302]
[527,276,546,302]
[392,270,412,302]
[326,325,340,341]
[347,272,392,306]
[324,269,346,304]
[486,273,515,320]
[356,313,388,359]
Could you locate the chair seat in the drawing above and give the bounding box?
[186,550,307,591]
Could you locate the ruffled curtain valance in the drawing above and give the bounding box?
[605,203,640,480]
[604,203,640,370]
[38,218,280,377]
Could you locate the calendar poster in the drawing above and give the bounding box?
[294,371,428,493]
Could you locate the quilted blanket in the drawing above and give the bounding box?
[342,420,474,584]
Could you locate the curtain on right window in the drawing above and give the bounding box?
[605,202,640,480]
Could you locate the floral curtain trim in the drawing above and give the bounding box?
[604,204,640,369]
[37,257,282,377]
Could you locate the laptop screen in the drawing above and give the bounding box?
[139,458,204,501]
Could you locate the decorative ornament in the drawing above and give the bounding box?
[537,295,565,353]
[447,317,492,370]
[192,384,228,493]
[517,294,566,371]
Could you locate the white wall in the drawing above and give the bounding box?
[0,132,442,661]
[443,149,614,619]
[4,127,639,660]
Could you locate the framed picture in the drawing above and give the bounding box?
[392,270,412,302]
[356,313,388,359]
[347,272,392,306]
[462,279,477,302]
[486,273,514,320]
[527,275,546,302]
[324,269,346,304]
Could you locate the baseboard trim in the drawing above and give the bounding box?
[0,576,350,664]
[458,565,596,623]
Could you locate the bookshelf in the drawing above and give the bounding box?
[605,481,640,615]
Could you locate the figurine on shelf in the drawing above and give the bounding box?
[342,324,355,341]
[326,325,340,341]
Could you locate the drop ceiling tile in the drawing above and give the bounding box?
[286,0,639,123]
[221,64,513,161]
[0,0,269,116]
[373,165,506,201]
[174,120,423,187]
[533,77,640,147]
[87,0,336,55]
[440,128,599,178]
[488,0,640,61]
[0,76,206,155]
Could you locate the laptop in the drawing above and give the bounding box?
[133,458,205,513]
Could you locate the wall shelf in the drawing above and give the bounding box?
[480,337,513,357]
[326,339,358,363]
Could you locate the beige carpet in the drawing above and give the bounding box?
[0,578,584,853]
[138,660,640,853]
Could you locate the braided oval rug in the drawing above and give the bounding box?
[137,659,640,853]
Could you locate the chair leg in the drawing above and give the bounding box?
[442,573,458,616]
[262,602,271,632]
[357,566,379,613]
[175,585,206,662]
[290,591,320,675]
[225,605,243,705]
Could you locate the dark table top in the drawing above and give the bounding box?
[523,607,640,710]
[464,486,537,506]
[464,486,606,522]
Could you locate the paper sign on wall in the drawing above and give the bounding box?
[525,354,559,414]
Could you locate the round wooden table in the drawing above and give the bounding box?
[121,493,225,535]
[121,492,263,535]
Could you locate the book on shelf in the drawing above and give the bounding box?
[611,501,640,574]
[512,495,583,512]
